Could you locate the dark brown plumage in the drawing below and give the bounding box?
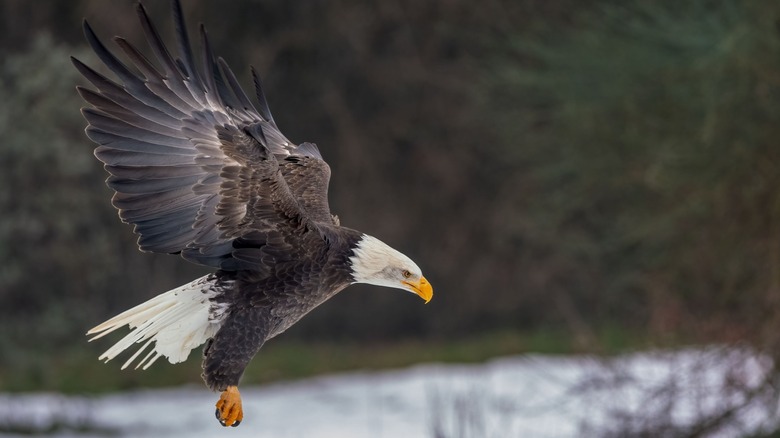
[76,0,432,428]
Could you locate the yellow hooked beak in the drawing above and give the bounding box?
[403,276,433,303]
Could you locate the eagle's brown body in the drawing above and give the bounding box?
[204,226,360,392]
[76,0,432,427]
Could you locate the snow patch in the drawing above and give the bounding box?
[1,347,777,437]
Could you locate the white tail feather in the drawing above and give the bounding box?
[87,275,227,370]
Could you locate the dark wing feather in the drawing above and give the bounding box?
[251,67,277,126]
[74,0,333,268]
[279,144,336,224]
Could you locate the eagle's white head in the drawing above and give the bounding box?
[349,235,433,303]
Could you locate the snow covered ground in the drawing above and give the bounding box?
[1,347,777,437]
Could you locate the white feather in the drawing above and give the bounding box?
[349,234,421,290]
[87,275,228,369]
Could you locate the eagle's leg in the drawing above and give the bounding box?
[202,308,267,427]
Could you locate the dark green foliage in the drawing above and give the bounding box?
[484,0,780,344]
[0,35,109,378]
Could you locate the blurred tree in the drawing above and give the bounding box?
[0,35,110,383]
[486,0,780,343]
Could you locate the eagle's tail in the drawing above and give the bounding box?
[86,275,228,370]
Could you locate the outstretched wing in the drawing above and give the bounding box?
[73,1,334,268]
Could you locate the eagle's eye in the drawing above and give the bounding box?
[402,269,412,279]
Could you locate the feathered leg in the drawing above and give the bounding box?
[202,308,267,427]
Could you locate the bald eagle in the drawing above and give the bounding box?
[73,0,432,427]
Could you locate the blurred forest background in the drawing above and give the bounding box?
[2,0,780,432]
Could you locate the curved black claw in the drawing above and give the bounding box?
[215,408,242,427]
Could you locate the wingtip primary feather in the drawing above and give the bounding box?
[171,0,202,86]
[216,57,257,114]
[136,0,185,82]
[250,66,276,126]
[199,23,223,107]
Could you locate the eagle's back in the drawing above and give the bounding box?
[215,225,362,340]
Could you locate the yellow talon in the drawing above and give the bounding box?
[215,385,244,427]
